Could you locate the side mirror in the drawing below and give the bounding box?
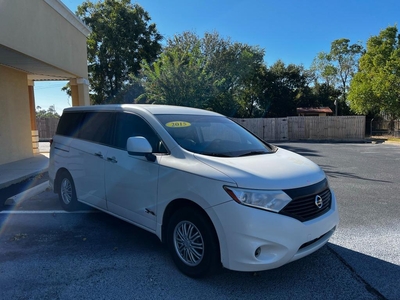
[126,137,156,162]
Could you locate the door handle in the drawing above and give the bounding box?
[107,156,117,163]
[94,152,103,158]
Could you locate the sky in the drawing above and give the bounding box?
[35,0,400,114]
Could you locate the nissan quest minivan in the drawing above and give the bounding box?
[49,104,339,277]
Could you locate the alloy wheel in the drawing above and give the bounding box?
[173,221,204,266]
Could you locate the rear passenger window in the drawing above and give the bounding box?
[78,112,114,145]
[114,113,166,153]
[56,112,84,137]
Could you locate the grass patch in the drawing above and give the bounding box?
[370,135,400,143]
[386,137,400,142]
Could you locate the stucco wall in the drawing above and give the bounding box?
[0,0,88,78]
[0,66,33,164]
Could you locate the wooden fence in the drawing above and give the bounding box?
[36,118,59,141]
[232,116,366,141]
[37,116,366,142]
[371,119,400,137]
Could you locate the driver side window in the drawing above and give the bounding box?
[114,113,166,153]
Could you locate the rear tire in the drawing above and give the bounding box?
[167,207,220,278]
[58,171,79,211]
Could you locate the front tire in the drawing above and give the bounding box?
[167,207,220,278]
[58,171,79,211]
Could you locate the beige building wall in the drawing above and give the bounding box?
[0,0,91,165]
[0,0,88,79]
[0,66,32,165]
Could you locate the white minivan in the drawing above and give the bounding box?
[49,104,339,277]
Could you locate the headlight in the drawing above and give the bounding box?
[223,186,292,213]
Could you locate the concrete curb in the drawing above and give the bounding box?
[5,181,50,205]
[274,139,370,144]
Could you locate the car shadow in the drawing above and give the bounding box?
[275,143,393,184]
[319,164,393,183]
[204,243,399,300]
[274,143,323,157]
[2,209,398,299]
[73,213,400,289]
[80,214,400,299]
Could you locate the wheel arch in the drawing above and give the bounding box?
[163,198,224,276]
[161,199,218,248]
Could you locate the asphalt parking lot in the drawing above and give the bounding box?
[0,142,399,300]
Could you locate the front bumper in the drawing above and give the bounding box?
[211,190,339,272]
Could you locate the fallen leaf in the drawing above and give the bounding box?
[11,233,28,241]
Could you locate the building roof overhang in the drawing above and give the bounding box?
[0,45,77,81]
[0,0,91,81]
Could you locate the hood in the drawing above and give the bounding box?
[193,147,326,190]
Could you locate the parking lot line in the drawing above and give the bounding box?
[0,210,98,214]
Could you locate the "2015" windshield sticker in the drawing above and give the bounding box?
[166,121,191,128]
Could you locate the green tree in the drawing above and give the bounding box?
[236,63,269,117]
[138,31,266,117]
[348,25,400,119]
[262,61,315,117]
[331,39,364,101]
[310,82,341,112]
[76,0,162,104]
[139,41,213,108]
[311,52,337,87]
[312,39,363,115]
[36,105,60,118]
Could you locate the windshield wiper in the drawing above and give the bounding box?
[199,152,232,157]
[238,151,268,157]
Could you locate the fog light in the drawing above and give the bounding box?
[255,247,261,258]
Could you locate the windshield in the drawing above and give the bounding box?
[155,114,275,157]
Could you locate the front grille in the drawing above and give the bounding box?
[280,179,332,222]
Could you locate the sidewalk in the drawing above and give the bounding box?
[0,154,49,190]
[0,143,50,208]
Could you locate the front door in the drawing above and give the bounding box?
[105,113,163,231]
